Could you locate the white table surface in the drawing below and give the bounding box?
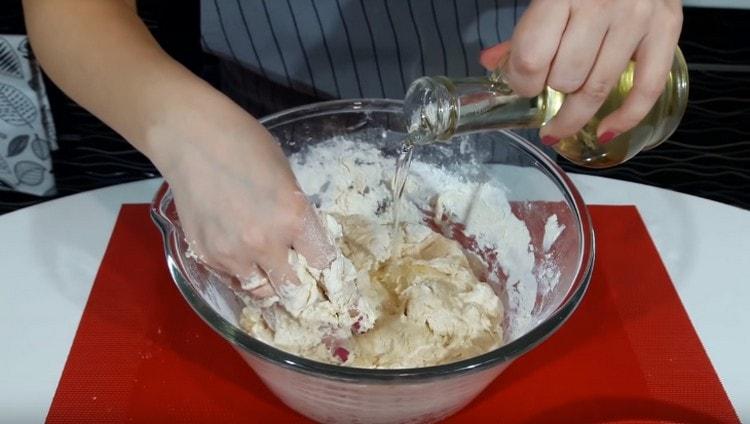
[1,176,748,423]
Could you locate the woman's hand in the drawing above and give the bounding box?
[480,0,683,145]
[153,100,334,308]
[25,0,334,309]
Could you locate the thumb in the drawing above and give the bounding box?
[292,202,337,270]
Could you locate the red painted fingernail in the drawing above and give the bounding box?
[598,131,618,144]
[541,135,559,146]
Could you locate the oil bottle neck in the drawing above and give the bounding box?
[403,75,548,142]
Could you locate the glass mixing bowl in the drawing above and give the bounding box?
[150,99,594,424]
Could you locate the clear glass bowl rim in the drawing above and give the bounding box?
[150,99,595,383]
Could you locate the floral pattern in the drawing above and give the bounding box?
[0,35,57,196]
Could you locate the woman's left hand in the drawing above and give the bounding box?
[480,0,683,145]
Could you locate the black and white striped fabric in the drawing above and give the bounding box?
[200,0,529,101]
[2,2,747,213]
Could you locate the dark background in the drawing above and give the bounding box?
[1,1,748,213]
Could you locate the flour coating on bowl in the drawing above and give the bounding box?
[237,138,553,368]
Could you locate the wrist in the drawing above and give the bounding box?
[140,83,273,183]
[140,84,244,177]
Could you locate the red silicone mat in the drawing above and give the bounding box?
[46,204,738,423]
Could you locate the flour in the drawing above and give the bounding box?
[236,137,559,367]
[431,180,538,337]
[543,214,565,253]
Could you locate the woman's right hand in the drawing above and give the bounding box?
[152,101,334,310]
[480,0,682,144]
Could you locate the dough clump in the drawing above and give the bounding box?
[239,139,514,368]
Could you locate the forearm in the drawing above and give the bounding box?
[22,0,246,171]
